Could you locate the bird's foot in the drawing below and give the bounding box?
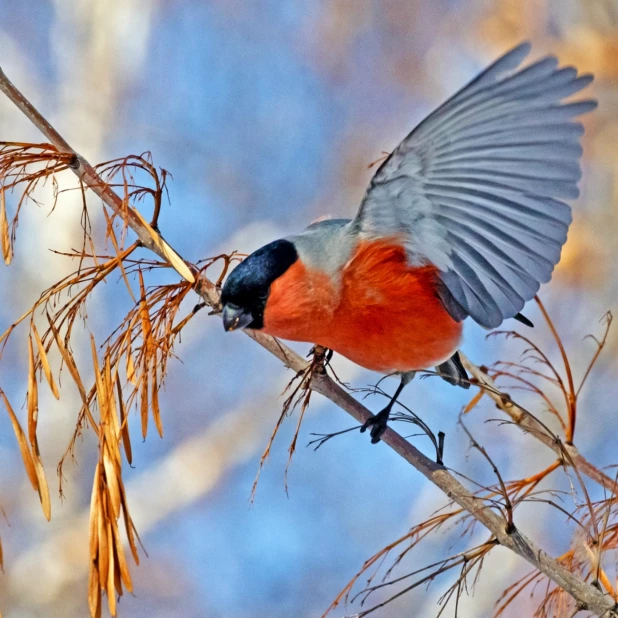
[360,408,390,444]
[307,345,333,376]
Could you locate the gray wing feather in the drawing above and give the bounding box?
[355,42,596,328]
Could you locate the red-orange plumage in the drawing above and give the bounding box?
[263,239,463,373]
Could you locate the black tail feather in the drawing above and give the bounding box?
[435,351,470,389]
[514,312,534,327]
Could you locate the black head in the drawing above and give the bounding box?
[220,238,298,331]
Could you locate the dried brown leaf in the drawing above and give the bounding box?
[140,372,149,440]
[89,465,100,562]
[0,187,12,265]
[116,379,132,465]
[118,482,140,565]
[27,335,38,447]
[88,558,101,618]
[32,322,59,399]
[463,390,484,414]
[599,567,618,602]
[106,520,116,617]
[110,502,133,592]
[138,272,151,439]
[47,313,88,402]
[151,365,163,438]
[113,556,123,597]
[104,359,121,457]
[126,351,137,385]
[102,209,136,302]
[90,335,107,424]
[103,445,121,520]
[97,494,109,588]
[0,390,39,491]
[32,437,51,521]
[138,271,153,344]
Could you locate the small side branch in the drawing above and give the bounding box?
[460,353,618,496]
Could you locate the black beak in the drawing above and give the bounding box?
[222,304,254,332]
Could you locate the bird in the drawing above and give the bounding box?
[220,42,596,444]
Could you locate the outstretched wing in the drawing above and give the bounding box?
[354,43,596,328]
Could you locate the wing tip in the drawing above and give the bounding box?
[578,73,595,87]
[512,41,532,60]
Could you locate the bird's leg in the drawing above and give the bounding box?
[361,372,415,444]
[307,345,332,376]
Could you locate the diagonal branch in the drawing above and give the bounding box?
[1,66,616,617]
[460,354,618,496]
[0,67,195,284]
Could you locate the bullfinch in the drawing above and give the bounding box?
[220,42,596,443]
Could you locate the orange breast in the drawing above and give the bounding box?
[262,239,463,373]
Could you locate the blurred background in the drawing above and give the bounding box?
[0,1,617,616]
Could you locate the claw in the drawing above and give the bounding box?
[361,409,390,444]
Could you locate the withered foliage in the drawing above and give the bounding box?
[0,142,232,616]
[322,304,616,617]
[251,344,335,501]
